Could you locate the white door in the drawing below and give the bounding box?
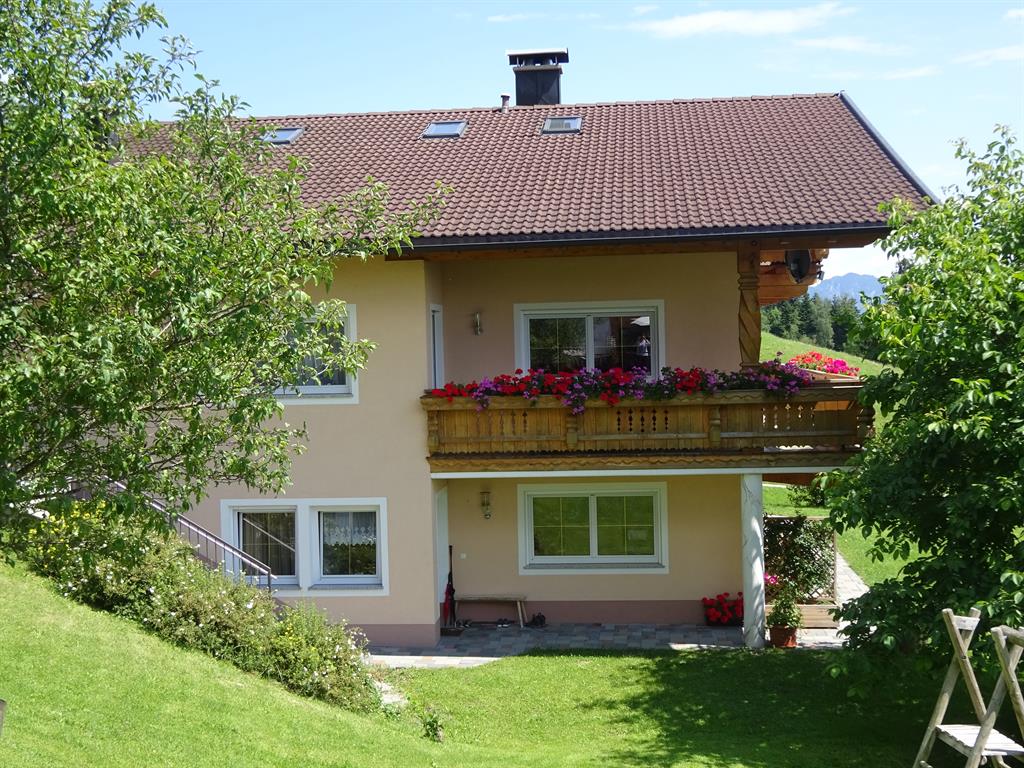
[429,305,444,388]
[434,487,449,605]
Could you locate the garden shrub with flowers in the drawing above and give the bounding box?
[429,356,813,414]
[787,351,860,378]
[25,502,380,712]
[701,592,744,626]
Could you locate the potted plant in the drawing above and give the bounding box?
[766,583,802,648]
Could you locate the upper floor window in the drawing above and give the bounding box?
[514,301,663,375]
[278,306,358,403]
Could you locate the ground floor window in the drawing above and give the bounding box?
[518,483,667,571]
[238,508,297,577]
[317,507,380,585]
[222,497,388,593]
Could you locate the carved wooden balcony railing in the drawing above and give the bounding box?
[422,382,871,472]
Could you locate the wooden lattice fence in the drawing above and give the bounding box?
[764,514,838,627]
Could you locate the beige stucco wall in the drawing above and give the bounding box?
[438,251,739,383]
[189,256,440,644]
[443,475,742,620]
[187,248,748,644]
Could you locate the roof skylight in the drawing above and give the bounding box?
[542,116,582,134]
[422,120,467,139]
[261,127,304,145]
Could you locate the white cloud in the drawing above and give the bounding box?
[797,35,908,55]
[633,4,658,15]
[882,65,940,80]
[954,44,1024,66]
[1006,8,1024,19]
[628,1,852,38]
[486,12,543,23]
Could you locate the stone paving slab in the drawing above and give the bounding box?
[368,554,870,669]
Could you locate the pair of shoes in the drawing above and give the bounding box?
[526,612,546,628]
[495,618,511,628]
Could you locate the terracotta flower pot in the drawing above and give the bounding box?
[769,626,798,648]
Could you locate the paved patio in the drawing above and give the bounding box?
[368,554,869,669]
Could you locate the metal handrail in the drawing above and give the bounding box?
[109,482,274,592]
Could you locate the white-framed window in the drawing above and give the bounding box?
[517,482,668,574]
[277,306,359,405]
[315,506,381,586]
[513,300,665,375]
[236,506,298,585]
[221,496,388,595]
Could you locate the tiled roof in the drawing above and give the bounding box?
[246,93,929,246]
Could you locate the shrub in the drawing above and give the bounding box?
[269,604,378,711]
[24,500,156,608]
[767,584,803,628]
[26,502,380,712]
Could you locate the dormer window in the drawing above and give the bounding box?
[542,116,582,134]
[261,127,303,145]
[422,120,467,139]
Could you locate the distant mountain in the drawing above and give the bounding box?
[809,273,883,306]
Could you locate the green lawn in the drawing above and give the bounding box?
[1,565,966,767]
[763,331,885,377]
[763,484,916,585]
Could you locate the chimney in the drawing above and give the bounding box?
[506,48,569,107]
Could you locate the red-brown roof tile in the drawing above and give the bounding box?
[247,92,929,245]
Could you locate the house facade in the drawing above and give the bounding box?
[187,51,929,648]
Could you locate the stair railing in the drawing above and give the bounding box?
[110,482,275,592]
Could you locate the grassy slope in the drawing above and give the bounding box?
[2,566,965,768]
[0,567,479,768]
[763,485,916,586]
[762,333,913,585]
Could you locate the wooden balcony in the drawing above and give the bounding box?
[422,382,871,473]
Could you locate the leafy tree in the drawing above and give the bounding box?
[0,1,441,541]
[796,294,815,340]
[828,129,1024,662]
[808,296,834,348]
[829,296,860,351]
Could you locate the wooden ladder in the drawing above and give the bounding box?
[913,608,1024,768]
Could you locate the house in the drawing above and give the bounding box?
[187,50,930,649]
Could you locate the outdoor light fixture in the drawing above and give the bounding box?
[480,491,492,519]
[784,249,813,283]
[473,312,483,335]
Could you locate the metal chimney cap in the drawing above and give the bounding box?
[506,48,569,66]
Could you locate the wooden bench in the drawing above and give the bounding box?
[456,595,527,628]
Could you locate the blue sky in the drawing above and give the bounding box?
[150,0,1024,276]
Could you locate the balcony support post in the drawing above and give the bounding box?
[737,248,762,368]
[740,473,766,649]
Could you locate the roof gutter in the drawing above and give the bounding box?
[839,92,939,203]
[407,221,891,252]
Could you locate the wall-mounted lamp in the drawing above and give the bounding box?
[480,490,492,520]
[473,312,483,336]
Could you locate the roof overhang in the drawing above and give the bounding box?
[396,222,889,261]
